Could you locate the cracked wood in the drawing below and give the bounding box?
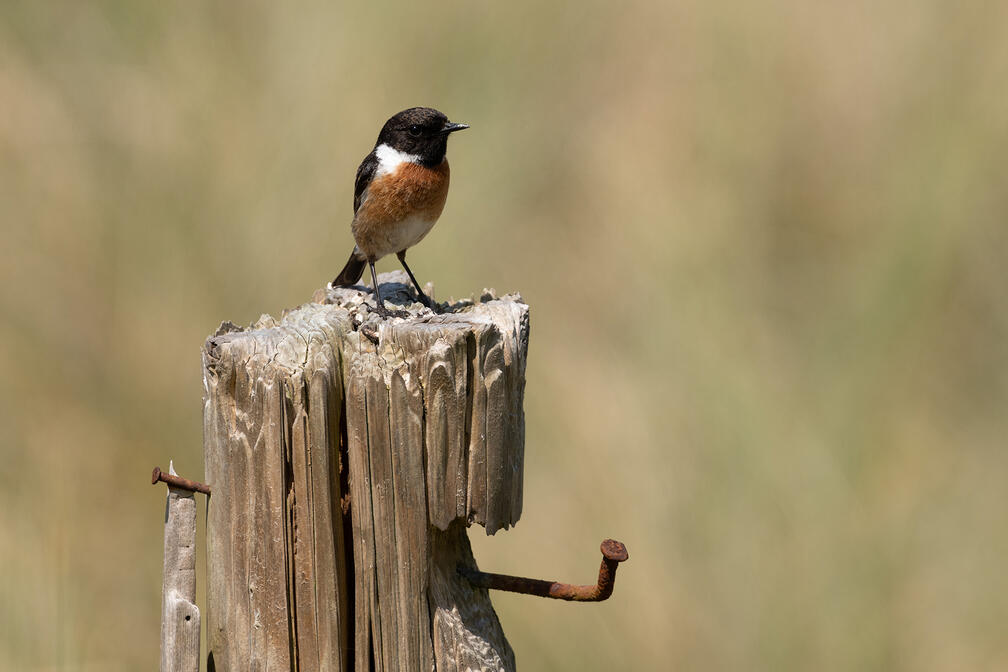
[202,271,527,671]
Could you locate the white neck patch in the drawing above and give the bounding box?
[374,143,421,177]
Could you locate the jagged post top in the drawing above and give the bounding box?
[205,270,529,534]
[201,271,526,670]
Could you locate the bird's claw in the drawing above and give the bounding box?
[416,292,443,314]
[373,306,410,320]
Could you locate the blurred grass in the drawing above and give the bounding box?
[2,1,1008,670]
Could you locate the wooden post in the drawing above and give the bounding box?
[202,272,528,671]
[160,461,200,672]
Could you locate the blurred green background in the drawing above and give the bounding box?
[3,1,1007,670]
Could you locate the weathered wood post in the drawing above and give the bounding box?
[159,462,201,672]
[202,272,528,671]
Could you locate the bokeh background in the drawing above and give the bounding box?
[3,1,1008,670]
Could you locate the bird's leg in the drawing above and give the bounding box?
[368,260,390,319]
[396,250,441,313]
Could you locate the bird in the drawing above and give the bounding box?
[332,107,468,318]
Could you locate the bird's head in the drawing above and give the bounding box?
[376,107,468,166]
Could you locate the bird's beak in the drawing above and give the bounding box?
[440,122,469,134]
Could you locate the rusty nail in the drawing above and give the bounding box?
[458,538,629,602]
[151,466,212,495]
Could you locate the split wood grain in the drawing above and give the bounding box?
[203,308,354,671]
[202,272,527,671]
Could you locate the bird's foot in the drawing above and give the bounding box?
[371,303,410,320]
[416,291,444,314]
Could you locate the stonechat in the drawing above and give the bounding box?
[331,107,468,317]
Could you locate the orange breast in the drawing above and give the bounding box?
[352,160,451,259]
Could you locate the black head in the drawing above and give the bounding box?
[375,107,468,166]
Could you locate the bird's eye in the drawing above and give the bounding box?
[408,124,422,137]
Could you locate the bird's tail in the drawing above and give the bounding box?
[332,250,367,287]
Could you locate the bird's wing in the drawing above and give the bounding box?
[353,150,380,214]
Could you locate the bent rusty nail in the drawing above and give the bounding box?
[151,466,212,495]
[458,539,628,602]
